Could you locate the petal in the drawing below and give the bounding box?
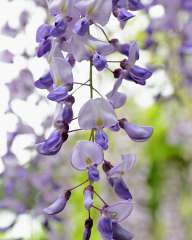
[43,191,71,215]
[71,141,104,170]
[47,86,68,102]
[36,130,68,155]
[108,177,132,200]
[34,72,53,89]
[75,0,112,26]
[37,39,52,57]
[36,24,52,42]
[78,98,118,129]
[92,52,107,71]
[120,119,153,142]
[84,186,93,210]
[50,57,73,87]
[95,129,108,150]
[106,91,127,109]
[98,217,113,240]
[88,165,100,182]
[112,223,134,240]
[50,17,67,37]
[74,17,89,36]
[125,65,152,85]
[108,154,136,178]
[103,200,133,222]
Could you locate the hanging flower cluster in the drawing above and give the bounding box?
[144,0,192,94]
[35,0,153,239]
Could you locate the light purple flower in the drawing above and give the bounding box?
[124,65,152,85]
[92,52,107,71]
[37,130,68,155]
[106,90,127,109]
[103,200,133,223]
[37,39,52,57]
[43,190,71,215]
[74,17,89,36]
[119,118,153,142]
[36,24,52,43]
[50,16,67,37]
[71,141,104,170]
[108,154,136,179]
[98,216,113,240]
[95,129,108,150]
[88,165,100,182]
[78,98,118,129]
[75,0,112,26]
[112,222,134,240]
[34,72,53,89]
[47,86,68,102]
[50,56,73,88]
[84,186,93,210]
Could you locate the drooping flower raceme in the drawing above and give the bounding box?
[34,0,153,239]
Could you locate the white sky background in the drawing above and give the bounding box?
[0,0,172,238]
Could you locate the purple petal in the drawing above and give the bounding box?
[74,17,89,36]
[117,8,135,22]
[125,65,152,85]
[98,217,113,240]
[62,105,73,123]
[108,177,132,200]
[106,91,127,109]
[128,0,144,11]
[84,186,93,209]
[34,72,53,89]
[92,53,107,71]
[50,17,67,37]
[36,130,68,155]
[37,39,52,57]
[36,24,52,42]
[47,86,68,102]
[95,129,108,150]
[119,119,153,142]
[88,165,100,182]
[43,191,71,215]
[112,223,134,240]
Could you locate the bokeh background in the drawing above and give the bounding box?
[0,0,192,239]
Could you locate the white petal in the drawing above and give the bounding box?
[71,141,104,170]
[78,98,118,129]
[108,154,136,178]
[103,200,133,223]
[50,57,73,86]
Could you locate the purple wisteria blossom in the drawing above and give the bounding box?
[32,0,153,238]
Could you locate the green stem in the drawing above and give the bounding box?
[94,24,110,42]
[89,61,95,142]
[89,61,93,99]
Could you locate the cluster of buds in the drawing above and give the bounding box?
[34,0,153,239]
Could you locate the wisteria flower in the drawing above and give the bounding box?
[102,200,133,223]
[78,98,118,129]
[50,56,73,88]
[119,118,153,142]
[43,190,71,215]
[106,154,136,199]
[71,141,104,170]
[36,130,68,155]
[75,0,112,26]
